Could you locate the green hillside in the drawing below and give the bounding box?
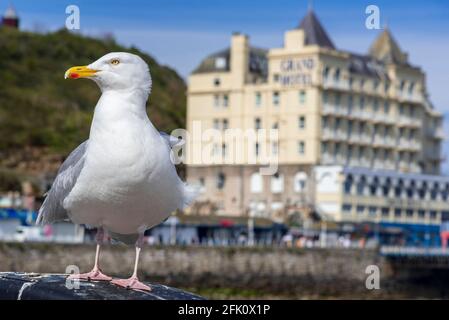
[0,27,186,188]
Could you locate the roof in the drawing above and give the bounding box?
[297,9,335,49]
[192,46,268,76]
[369,28,408,65]
[347,52,389,79]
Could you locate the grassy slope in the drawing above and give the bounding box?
[0,28,186,189]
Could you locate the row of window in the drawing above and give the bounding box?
[323,92,419,117]
[211,141,306,157]
[342,204,441,220]
[344,176,449,200]
[322,142,418,158]
[202,172,309,193]
[322,66,417,95]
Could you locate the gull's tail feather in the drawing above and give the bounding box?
[181,182,200,209]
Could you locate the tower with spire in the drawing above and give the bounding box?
[1,4,20,29]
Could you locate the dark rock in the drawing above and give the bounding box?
[0,272,205,300]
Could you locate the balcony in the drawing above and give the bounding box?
[426,127,444,140]
[321,153,334,164]
[398,139,421,151]
[398,91,424,104]
[322,128,347,141]
[323,79,350,91]
[397,116,422,128]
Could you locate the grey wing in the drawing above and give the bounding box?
[36,140,88,225]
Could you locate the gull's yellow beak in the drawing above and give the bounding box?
[64,65,98,79]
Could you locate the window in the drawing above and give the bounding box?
[322,116,329,129]
[429,211,437,220]
[349,77,353,88]
[214,95,220,107]
[359,96,365,110]
[406,209,414,218]
[273,92,280,106]
[272,142,278,155]
[223,94,229,107]
[384,101,389,114]
[357,205,365,215]
[321,143,329,156]
[215,57,226,69]
[323,66,330,80]
[418,210,425,219]
[347,145,353,160]
[356,176,366,195]
[334,68,340,83]
[343,204,352,215]
[334,143,341,157]
[271,173,284,193]
[394,208,402,218]
[298,141,305,155]
[348,95,353,112]
[408,82,415,95]
[255,92,262,106]
[299,90,306,104]
[255,117,261,130]
[400,80,405,92]
[298,116,306,129]
[213,119,220,129]
[381,207,390,218]
[293,172,307,192]
[272,122,279,129]
[344,175,353,194]
[250,172,263,193]
[216,172,226,189]
[255,143,260,156]
[335,93,341,107]
[323,92,329,104]
[373,99,379,113]
[222,143,227,157]
[369,206,377,217]
[222,119,228,130]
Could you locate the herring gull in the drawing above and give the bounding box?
[36,52,197,291]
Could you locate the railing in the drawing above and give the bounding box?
[380,246,449,257]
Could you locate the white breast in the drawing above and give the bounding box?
[63,92,184,234]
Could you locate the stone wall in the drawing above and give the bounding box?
[1,242,395,297]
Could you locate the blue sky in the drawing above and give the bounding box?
[4,0,449,172]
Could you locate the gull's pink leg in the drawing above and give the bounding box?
[111,234,151,292]
[68,228,112,281]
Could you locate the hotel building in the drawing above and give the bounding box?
[185,9,448,227]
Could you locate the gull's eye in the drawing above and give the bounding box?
[110,59,120,65]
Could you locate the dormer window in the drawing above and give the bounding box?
[408,82,415,95]
[215,57,226,69]
[334,68,340,83]
[323,66,330,80]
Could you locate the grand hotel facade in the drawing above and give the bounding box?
[185,9,449,227]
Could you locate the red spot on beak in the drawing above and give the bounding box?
[70,73,79,79]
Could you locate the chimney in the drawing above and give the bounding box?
[230,33,249,86]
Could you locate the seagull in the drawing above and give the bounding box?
[36,52,197,292]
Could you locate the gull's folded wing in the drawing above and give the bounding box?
[36,141,88,225]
